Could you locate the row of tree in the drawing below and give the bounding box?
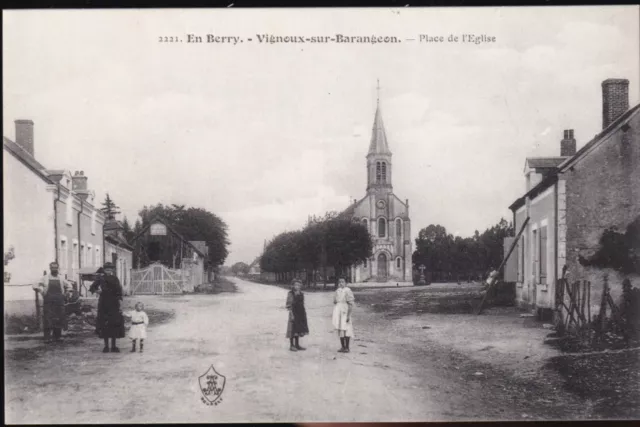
[412,218,514,282]
[260,211,373,285]
[100,194,230,269]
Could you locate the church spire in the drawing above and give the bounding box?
[368,82,392,156]
[366,81,393,192]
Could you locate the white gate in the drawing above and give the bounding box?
[131,262,185,295]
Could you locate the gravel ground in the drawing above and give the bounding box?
[4,279,638,422]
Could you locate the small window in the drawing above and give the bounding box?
[362,218,368,231]
[66,198,73,226]
[396,257,402,269]
[72,241,79,269]
[59,238,68,271]
[531,229,538,281]
[378,217,386,238]
[376,162,382,183]
[381,162,387,183]
[540,226,548,284]
[91,211,97,235]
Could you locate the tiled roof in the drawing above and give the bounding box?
[3,137,53,183]
[526,157,568,169]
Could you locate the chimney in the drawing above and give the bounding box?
[560,129,576,157]
[72,171,88,191]
[15,120,34,156]
[602,78,629,129]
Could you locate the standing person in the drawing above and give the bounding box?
[124,302,149,353]
[332,276,355,353]
[90,262,125,353]
[286,278,309,352]
[33,262,71,343]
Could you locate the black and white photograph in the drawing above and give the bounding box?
[3,6,640,423]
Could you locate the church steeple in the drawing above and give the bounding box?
[366,81,393,192]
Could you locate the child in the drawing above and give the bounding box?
[332,276,355,353]
[286,279,309,351]
[124,302,149,353]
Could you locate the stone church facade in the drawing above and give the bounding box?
[344,100,412,283]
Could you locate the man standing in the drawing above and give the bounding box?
[33,262,70,343]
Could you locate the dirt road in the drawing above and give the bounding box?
[4,278,601,423]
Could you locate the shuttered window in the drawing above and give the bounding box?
[539,226,547,284]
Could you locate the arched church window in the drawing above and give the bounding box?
[381,162,387,183]
[396,257,402,269]
[362,218,369,232]
[396,218,402,238]
[378,217,386,238]
[376,162,381,183]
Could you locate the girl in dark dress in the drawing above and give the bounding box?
[286,279,309,352]
[90,262,125,353]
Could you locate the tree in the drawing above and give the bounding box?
[413,218,514,283]
[231,262,250,275]
[101,193,121,220]
[260,211,373,286]
[122,217,135,244]
[135,203,230,268]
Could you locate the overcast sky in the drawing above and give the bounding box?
[3,7,639,265]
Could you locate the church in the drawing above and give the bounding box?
[344,94,413,283]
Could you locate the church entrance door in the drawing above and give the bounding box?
[377,253,388,281]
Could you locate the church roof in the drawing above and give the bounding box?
[367,104,392,156]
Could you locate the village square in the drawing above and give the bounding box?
[3,7,640,424]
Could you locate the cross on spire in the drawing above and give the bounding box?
[376,78,381,104]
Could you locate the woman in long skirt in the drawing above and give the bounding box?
[286,279,309,351]
[332,276,355,353]
[90,262,125,353]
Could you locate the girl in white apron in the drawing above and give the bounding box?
[332,277,355,352]
[124,302,149,353]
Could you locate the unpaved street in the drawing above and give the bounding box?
[5,278,602,423]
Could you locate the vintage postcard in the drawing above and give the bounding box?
[3,6,639,424]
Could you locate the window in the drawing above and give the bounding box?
[517,236,524,282]
[72,241,79,270]
[88,244,93,267]
[59,237,68,272]
[91,211,97,235]
[531,228,538,281]
[539,226,548,284]
[396,257,402,269]
[396,219,402,238]
[66,198,73,226]
[376,162,381,183]
[378,217,386,238]
[362,218,369,232]
[381,162,387,183]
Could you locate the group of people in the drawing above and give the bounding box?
[285,276,355,353]
[33,261,148,353]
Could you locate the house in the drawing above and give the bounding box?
[248,257,261,277]
[103,219,134,295]
[4,120,107,317]
[509,78,640,319]
[130,217,207,293]
[3,121,57,317]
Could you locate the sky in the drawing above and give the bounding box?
[3,7,639,265]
